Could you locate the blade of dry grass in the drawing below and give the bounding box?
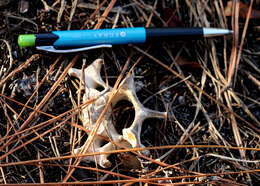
[67,0,78,30]
[57,0,66,24]
[225,91,245,158]
[233,0,253,86]
[223,0,253,91]
[0,167,6,184]
[206,153,260,163]
[0,39,14,80]
[37,151,44,184]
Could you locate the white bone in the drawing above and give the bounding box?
[69,59,166,168]
[68,59,106,89]
[113,74,167,154]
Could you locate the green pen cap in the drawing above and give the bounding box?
[18,34,36,47]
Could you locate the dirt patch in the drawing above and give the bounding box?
[0,0,260,185]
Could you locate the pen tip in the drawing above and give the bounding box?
[203,28,234,37]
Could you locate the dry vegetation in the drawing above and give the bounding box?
[0,0,260,185]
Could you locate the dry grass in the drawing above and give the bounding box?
[0,0,260,185]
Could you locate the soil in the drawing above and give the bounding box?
[0,0,260,185]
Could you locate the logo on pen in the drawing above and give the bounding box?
[120,31,126,37]
[93,31,126,39]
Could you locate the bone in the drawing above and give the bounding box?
[113,74,167,154]
[69,59,166,168]
[74,139,112,168]
[68,59,106,89]
[69,60,121,168]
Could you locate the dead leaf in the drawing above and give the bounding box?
[176,56,201,68]
[117,152,141,170]
[225,1,260,19]
[162,8,184,27]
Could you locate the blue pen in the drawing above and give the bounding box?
[18,27,233,53]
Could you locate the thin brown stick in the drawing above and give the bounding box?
[37,151,44,184]
[81,0,107,29]
[94,0,117,30]
[145,0,157,27]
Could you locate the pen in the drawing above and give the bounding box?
[18,27,233,53]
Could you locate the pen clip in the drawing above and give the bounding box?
[36,44,112,53]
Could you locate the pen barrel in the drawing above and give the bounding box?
[18,27,232,48]
[52,27,146,48]
[36,33,59,46]
[145,28,204,41]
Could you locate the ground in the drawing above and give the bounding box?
[0,0,260,185]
